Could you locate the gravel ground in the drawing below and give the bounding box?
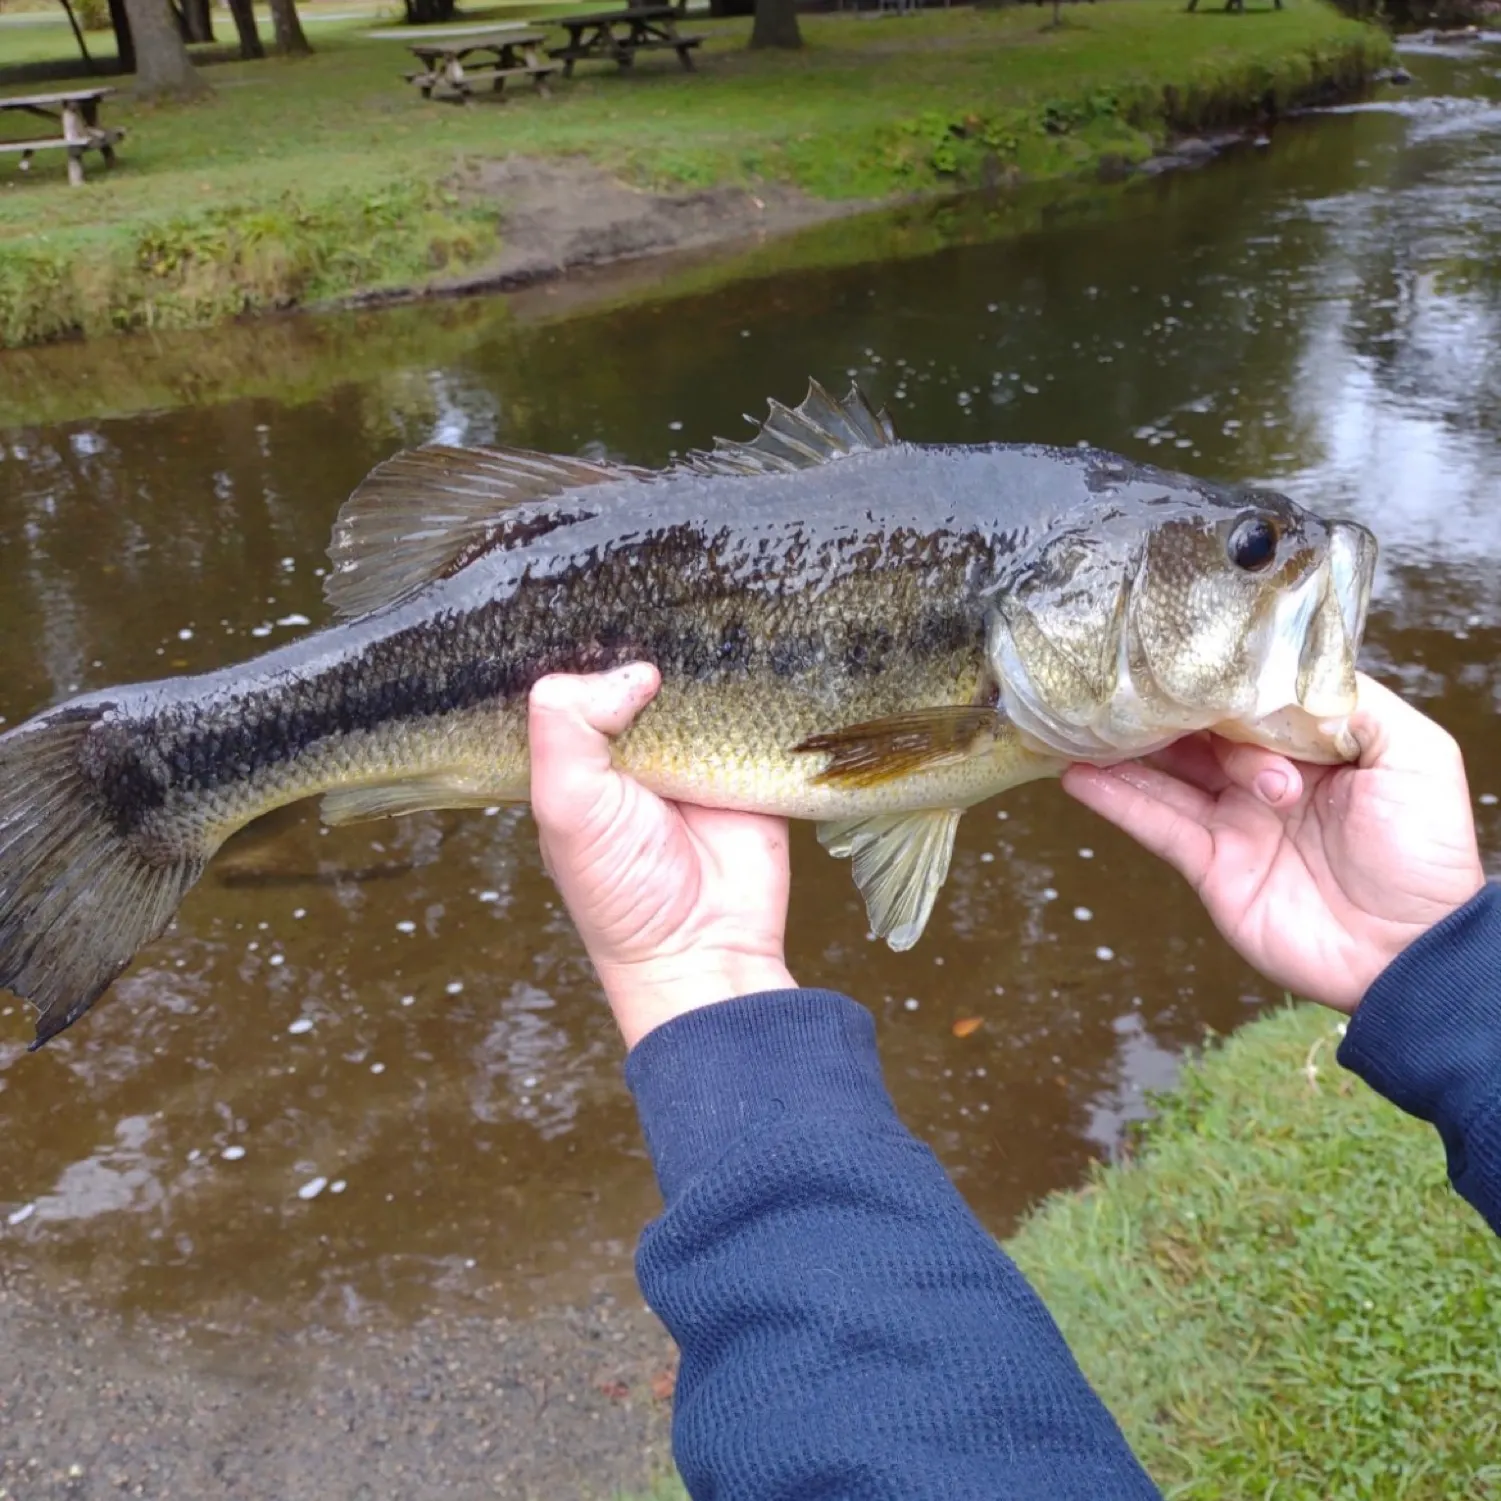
[0,1268,677,1501]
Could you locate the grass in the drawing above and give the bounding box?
[0,0,1391,346]
[613,1478,688,1501]
[1012,1005,1501,1498]
[619,1006,1501,1500]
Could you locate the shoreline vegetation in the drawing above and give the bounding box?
[622,1004,1501,1501]
[0,0,1394,351]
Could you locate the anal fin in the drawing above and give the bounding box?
[818,808,962,952]
[320,774,519,828]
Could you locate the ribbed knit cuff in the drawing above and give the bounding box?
[1337,883,1501,1131]
[624,989,900,1203]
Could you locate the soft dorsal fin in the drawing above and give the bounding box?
[322,445,651,621]
[679,379,897,477]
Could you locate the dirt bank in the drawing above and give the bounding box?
[445,157,883,295]
[336,129,1253,315]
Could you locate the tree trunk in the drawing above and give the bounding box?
[267,0,312,55]
[180,0,214,43]
[225,0,265,58]
[120,0,209,97]
[749,0,801,49]
[108,0,137,73]
[58,0,98,69]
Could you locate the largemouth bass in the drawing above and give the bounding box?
[0,382,1376,1047]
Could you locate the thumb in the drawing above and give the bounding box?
[1209,739,1305,810]
[528,664,661,836]
[1346,671,1464,778]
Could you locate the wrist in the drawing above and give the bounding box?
[595,950,798,1049]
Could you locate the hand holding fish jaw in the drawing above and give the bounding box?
[1061,673,1487,1013]
[528,664,797,1049]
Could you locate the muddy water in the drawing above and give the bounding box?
[2,38,1500,1339]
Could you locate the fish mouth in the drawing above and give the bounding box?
[1232,517,1378,763]
[1327,518,1376,658]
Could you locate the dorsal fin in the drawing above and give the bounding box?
[322,445,651,621]
[679,379,898,477]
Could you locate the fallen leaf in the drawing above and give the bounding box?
[593,1379,630,1402]
[650,1370,675,1402]
[951,1017,983,1038]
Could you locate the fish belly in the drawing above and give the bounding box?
[612,674,1066,821]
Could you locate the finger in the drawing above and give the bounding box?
[1207,738,1305,810]
[528,664,661,833]
[1143,733,1233,795]
[1346,671,1465,777]
[1070,758,1217,824]
[1060,763,1215,888]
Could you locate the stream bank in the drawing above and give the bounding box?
[0,0,1391,351]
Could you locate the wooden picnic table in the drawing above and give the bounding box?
[0,87,122,186]
[404,27,558,101]
[549,5,705,76]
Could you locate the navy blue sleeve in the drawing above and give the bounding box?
[625,989,1160,1500]
[1338,881,1501,1235]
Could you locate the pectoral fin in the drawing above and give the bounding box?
[795,706,1001,789]
[320,774,518,827]
[817,808,962,952]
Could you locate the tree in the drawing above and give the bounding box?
[120,0,209,99]
[267,0,312,55]
[225,0,265,59]
[106,0,136,73]
[55,0,98,70]
[178,0,214,44]
[750,0,800,48]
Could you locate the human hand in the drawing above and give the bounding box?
[528,664,796,1048]
[1061,672,1486,1012]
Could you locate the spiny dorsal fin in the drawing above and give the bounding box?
[323,445,652,622]
[679,379,897,478]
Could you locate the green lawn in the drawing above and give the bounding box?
[1014,1004,1501,1498]
[0,0,1389,345]
[620,1006,1501,1500]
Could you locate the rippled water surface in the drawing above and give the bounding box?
[2,37,1499,1334]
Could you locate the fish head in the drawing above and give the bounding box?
[985,470,1377,766]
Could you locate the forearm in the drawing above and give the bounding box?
[626,990,1160,1501]
[1339,882,1501,1234]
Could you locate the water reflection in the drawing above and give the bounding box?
[0,38,1498,1334]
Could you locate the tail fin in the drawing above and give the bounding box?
[0,707,204,1048]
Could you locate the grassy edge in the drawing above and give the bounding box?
[0,8,1393,350]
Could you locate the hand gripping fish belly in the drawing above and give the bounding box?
[0,382,1377,1047]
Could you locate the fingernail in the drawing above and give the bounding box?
[1255,770,1288,805]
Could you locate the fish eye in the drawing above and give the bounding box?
[1228,515,1279,573]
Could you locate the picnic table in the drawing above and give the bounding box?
[1185,0,1282,11]
[404,26,558,100]
[549,5,705,76]
[0,88,122,186]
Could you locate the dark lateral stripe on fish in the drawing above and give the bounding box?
[79,587,984,830]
